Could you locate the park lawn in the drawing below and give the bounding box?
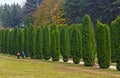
[0,54,120,78]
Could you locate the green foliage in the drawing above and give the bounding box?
[12,27,19,55]
[110,16,120,71]
[116,62,120,71]
[4,30,10,54]
[35,27,43,59]
[70,25,82,64]
[29,25,36,58]
[0,30,2,52]
[0,4,22,27]
[63,0,120,25]
[23,0,42,17]
[23,16,34,26]
[9,30,14,55]
[1,30,5,53]
[51,25,60,61]
[43,26,51,60]
[18,30,24,52]
[60,25,70,62]
[96,21,111,69]
[82,14,96,66]
[24,26,29,57]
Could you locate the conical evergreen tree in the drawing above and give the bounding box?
[110,16,120,71]
[18,30,24,53]
[12,27,19,55]
[60,25,70,62]
[35,27,43,59]
[0,30,2,53]
[2,30,5,54]
[96,21,111,69]
[70,25,82,64]
[43,26,51,60]
[50,24,60,61]
[24,26,29,57]
[9,30,14,55]
[4,30,10,54]
[82,14,96,66]
[29,25,35,58]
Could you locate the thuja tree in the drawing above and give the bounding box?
[9,30,14,55]
[18,30,24,52]
[35,27,43,59]
[70,25,82,64]
[29,25,36,58]
[82,14,96,66]
[110,16,120,71]
[51,25,60,61]
[24,26,29,57]
[43,26,51,60]
[2,30,5,53]
[0,30,2,52]
[60,25,70,62]
[96,21,111,69]
[12,27,19,55]
[4,30,10,54]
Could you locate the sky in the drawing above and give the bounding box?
[0,0,26,5]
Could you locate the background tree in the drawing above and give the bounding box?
[82,15,96,66]
[0,4,22,27]
[63,0,120,25]
[32,0,65,26]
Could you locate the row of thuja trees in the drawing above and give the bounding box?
[0,14,120,71]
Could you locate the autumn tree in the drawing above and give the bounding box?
[32,0,65,26]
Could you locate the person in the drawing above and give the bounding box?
[21,51,25,59]
[16,51,20,59]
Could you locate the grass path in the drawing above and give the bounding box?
[0,54,120,78]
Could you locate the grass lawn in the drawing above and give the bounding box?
[0,54,120,78]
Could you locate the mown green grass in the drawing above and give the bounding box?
[0,54,120,78]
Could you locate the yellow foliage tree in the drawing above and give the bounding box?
[32,0,66,26]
